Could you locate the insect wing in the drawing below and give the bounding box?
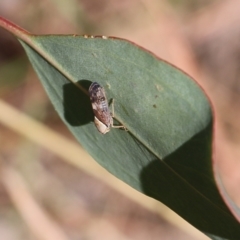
[89,82,112,129]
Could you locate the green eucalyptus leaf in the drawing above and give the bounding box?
[18,35,240,239]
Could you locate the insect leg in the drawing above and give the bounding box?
[110,99,128,130]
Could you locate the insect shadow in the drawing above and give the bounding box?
[63,80,93,126]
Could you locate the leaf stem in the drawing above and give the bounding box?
[0,16,88,95]
[0,16,32,44]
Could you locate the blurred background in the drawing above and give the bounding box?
[0,0,240,239]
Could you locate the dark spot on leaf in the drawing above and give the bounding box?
[153,104,157,108]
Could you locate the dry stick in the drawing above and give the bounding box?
[1,165,134,240]
[0,99,209,240]
[1,165,69,240]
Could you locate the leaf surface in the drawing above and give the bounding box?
[1,17,240,239]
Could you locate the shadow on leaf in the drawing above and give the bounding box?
[141,121,240,238]
[63,80,93,126]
